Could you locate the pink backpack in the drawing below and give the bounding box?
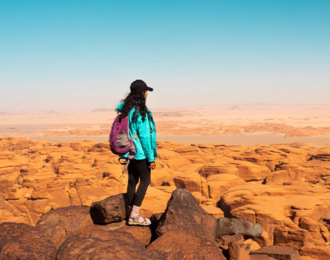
[109,112,138,161]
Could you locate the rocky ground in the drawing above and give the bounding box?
[1,137,330,259]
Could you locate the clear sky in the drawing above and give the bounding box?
[0,0,329,111]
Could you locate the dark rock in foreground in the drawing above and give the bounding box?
[118,225,152,246]
[90,193,127,224]
[0,222,57,260]
[156,188,217,241]
[35,205,94,248]
[148,229,226,260]
[155,188,263,243]
[88,229,145,249]
[56,235,165,260]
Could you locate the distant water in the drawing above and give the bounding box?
[28,133,330,148]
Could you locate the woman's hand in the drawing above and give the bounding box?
[149,161,156,170]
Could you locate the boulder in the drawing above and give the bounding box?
[0,222,57,260]
[56,235,165,260]
[156,188,217,241]
[250,246,302,260]
[35,205,93,248]
[90,193,127,224]
[216,218,263,240]
[147,229,226,260]
[88,229,145,248]
[118,225,152,246]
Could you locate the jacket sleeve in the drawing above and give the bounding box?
[137,115,155,163]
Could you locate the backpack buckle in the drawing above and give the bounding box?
[118,158,128,165]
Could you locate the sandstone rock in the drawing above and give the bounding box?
[147,229,226,260]
[219,184,330,248]
[199,160,238,178]
[92,221,126,232]
[298,217,330,245]
[263,170,299,185]
[88,229,145,248]
[228,240,251,260]
[90,193,127,224]
[299,244,330,260]
[250,246,302,260]
[156,188,217,241]
[199,159,271,181]
[118,225,152,246]
[308,148,330,161]
[157,149,190,170]
[218,234,244,250]
[1,137,330,259]
[56,235,164,260]
[233,160,271,181]
[244,238,261,250]
[139,186,172,217]
[207,174,246,202]
[35,205,93,248]
[173,171,204,193]
[201,204,224,218]
[0,222,57,260]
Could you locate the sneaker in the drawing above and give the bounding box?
[128,215,151,226]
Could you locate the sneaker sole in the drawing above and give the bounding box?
[127,221,151,226]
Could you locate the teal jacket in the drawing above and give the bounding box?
[116,102,158,162]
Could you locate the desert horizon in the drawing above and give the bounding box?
[1,104,330,149]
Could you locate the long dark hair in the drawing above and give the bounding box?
[117,91,150,122]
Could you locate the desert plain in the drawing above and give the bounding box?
[1,103,330,259]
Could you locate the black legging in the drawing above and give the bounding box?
[127,159,151,207]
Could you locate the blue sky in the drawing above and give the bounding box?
[0,0,329,110]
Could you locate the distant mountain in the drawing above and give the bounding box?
[227,106,244,110]
[91,108,113,113]
[0,111,9,115]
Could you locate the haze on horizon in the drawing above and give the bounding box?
[1,0,329,111]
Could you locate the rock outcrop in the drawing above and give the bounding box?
[0,137,329,259]
[0,222,57,260]
[90,193,127,224]
[156,188,217,241]
[148,230,226,260]
[56,235,165,260]
[35,205,94,248]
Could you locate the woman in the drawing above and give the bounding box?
[116,79,157,226]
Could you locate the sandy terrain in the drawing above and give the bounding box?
[1,104,330,147]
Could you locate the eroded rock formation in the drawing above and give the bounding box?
[0,137,329,259]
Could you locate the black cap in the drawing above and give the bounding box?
[130,80,153,93]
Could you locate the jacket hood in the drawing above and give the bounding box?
[116,102,124,112]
